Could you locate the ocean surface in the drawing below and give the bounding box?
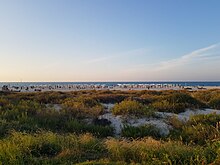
[0,82,220,87]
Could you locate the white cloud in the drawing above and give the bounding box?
[121,43,220,80]
[155,43,220,71]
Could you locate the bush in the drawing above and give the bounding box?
[30,142,62,157]
[0,97,9,107]
[121,124,161,139]
[152,92,203,113]
[187,113,220,126]
[62,97,104,119]
[112,100,155,116]
[93,94,128,104]
[169,114,220,145]
[105,138,213,164]
[209,95,220,109]
[0,131,106,164]
[181,124,220,145]
[192,91,213,103]
[64,119,114,137]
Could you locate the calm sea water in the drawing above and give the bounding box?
[0,82,220,87]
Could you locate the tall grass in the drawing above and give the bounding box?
[0,131,106,164]
[105,137,216,164]
[1,90,220,164]
[1,131,219,164]
[112,100,155,117]
[121,124,161,139]
[169,114,220,145]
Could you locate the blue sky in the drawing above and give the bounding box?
[0,0,220,82]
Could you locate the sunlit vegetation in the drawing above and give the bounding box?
[112,100,156,116]
[62,97,104,118]
[151,92,205,113]
[105,137,218,164]
[169,113,220,145]
[0,89,220,164]
[0,95,113,138]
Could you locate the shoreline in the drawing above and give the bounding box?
[1,83,220,92]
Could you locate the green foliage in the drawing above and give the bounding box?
[0,131,106,164]
[0,97,113,138]
[64,119,114,137]
[62,97,104,118]
[187,113,220,126]
[105,137,215,164]
[93,94,128,104]
[209,95,220,109]
[30,142,62,157]
[192,90,220,109]
[112,100,155,116]
[192,91,213,103]
[169,114,220,145]
[152,92,204,113]
[0,97,9,107]
[181,124,220,145]
[0,90,220,164]
[140,93,161,104]
[0,131,219,165]
[121,124,161,139]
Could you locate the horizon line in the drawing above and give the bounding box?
[1,80,220,83]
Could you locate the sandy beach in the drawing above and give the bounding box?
[1,83,220,92]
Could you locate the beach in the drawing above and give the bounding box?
[1,83,220,92]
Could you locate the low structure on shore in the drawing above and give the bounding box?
[0,83,214,92]
[2,85,9,92]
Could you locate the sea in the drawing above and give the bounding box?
[0,81,220,87]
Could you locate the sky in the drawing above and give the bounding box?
[0,0,220,82]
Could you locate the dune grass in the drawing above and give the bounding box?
[0,89,220,164]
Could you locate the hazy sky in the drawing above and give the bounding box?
[0,0,220,82]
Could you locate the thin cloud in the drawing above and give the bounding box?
[122,43,220,80]
[84,48,149,64]
[156,43,220,71]
[84,56,111,64]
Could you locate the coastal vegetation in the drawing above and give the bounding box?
[112,100,155,117]
[0,89,220,164]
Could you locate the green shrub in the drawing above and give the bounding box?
[62,97,104,119]
[169,114,220,145]
[105,138,212,164]
[152,92,203,113]
[112,100,155,116]
[0,131,106,164]
[187,113,220,126]
[64,119,114,137]
[30,142,62,157]
[121,124,161,139]
[93,94,128,104]
[0,97,9,107]
[209,95,220,109]
[192,91,213,103]
[1,90,220,164]
[184,124,220,145]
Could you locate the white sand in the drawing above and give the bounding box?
[99,104,220,136]
[157,109,220,121]
[99,104,123,135]
[126,117,171,136]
